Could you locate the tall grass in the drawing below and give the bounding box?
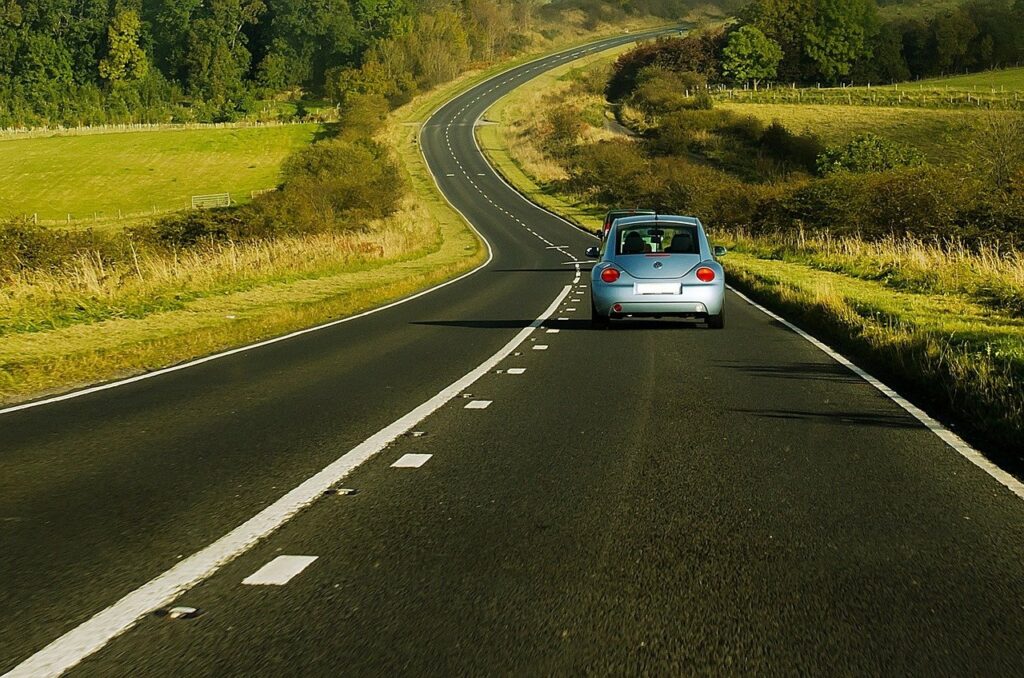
[722,229,1024,316]
[0,201,437,336]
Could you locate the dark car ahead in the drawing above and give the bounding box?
[602,208,655,239]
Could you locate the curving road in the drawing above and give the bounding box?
[4,30,1024,676]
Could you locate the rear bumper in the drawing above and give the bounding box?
[592,283,724,316]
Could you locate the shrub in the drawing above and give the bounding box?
[817,134,926,175]
[760,121,824,173]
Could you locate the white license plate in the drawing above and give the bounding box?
[634,283,681,295]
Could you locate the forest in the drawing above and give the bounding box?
[0,0,705,127]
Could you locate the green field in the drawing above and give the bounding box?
[717,102,986,164]
[0,124,319,223]
[912,66,1024,89]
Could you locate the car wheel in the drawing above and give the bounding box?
[706,305,724,329]
[591,299,610,329]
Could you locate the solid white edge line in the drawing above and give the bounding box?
[726,286,1024,501]
[5,284,573,678]
[469,46,1024,504]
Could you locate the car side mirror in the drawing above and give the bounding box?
[713,246,727,257]
[585,246,600,258]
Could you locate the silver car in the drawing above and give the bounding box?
[585,215,727,328]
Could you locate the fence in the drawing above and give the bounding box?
[9,187,275,228]
[191,193,232,209]
[714,82,1024,111]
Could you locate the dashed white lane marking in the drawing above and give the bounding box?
[533,345,548,351]
[445,173,455,177]
[465,400,492,409]
[571,298,581,302]
[565,308,576,312]
[557,317,569,321]
[242,556,318,586]
[392,453,433,468]
[546,329,560,334]
[506,368,526,375]
[6,283,574,678]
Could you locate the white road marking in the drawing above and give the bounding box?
[391,453,433,468]
[506,368,526,375]
[533,345,548,350]
[4,280,573,676]
[565,308,576,312]
[546,329,560,334]
[557,317,569,321]
[464,400,492,409]
[241,556,318,586]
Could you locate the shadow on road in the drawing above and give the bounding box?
[411,318,711,331]
[715,360,862,385]
[732,407,921,430]
[489,268,594,273]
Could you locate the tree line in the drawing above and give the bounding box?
[606,0,1024,91]
[0,0,703,128]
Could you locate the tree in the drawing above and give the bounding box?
[753,0,877,82]
[722,25,783,89]
[802,0,878,81]
[99,10,149,84]
[930,9,977,73]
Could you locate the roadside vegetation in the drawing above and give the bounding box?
[477,16,1024,468]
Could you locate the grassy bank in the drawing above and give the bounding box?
[0,125,320,227]
[477,46,1024,468]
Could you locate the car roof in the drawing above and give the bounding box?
[606,208,655,217]
[612,214,702,228]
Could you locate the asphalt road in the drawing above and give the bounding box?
[4,30,1024,677]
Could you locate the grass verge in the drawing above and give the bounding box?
[477,46,1024,471]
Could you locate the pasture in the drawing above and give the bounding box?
[912,66,1024,90]
[717,102,1004,164]
[0,124,319,225]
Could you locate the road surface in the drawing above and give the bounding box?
[3,29,1024,677]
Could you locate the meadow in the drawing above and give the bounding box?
[0,124,319,226]
[716,103,985,164]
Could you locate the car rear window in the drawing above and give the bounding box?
[616,224,699,255]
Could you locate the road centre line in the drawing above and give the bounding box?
[241,555,318,586]
[5,284,574,677]
[392,453,433,468]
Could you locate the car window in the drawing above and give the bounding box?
[616,224,699,255]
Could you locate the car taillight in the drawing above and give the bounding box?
[696,267,715,282]
[600,267,620,283]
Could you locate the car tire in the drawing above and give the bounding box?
[707,305,725,329]
[591,299,610,329]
